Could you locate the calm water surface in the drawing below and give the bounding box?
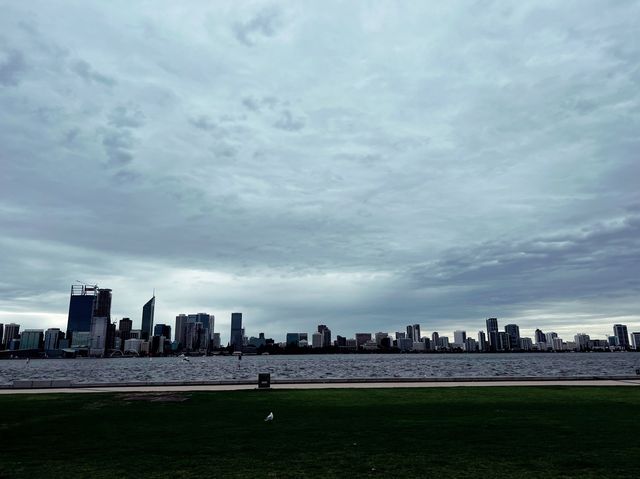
[1,353,640,385]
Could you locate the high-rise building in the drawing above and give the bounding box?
[44,328,64,350]
[230,313,243,350]
[336,335,347,347]
[66,284,98,342]
[630,332,640,350]
[375,332,389,346]
[19,330,44,350]
[94,289,112,320]
[119,317,133,347]
[3,323,20,350]
[90,316,109,355]
[519,337,533,350]
[545,332,558,346]
[141,295,155,341]
[477,331,487,352]
[154,324,171,338]
[311,332,323,348]
[454,330,467,346]
[406,325,414,342]
[212,332,221,349]
[175,314,188,346]
[504,324,520,350]
[574,333,590,351]
[464,337,477,352]
[535,329,545,344]
[486,318,499,351]
[317,325,331,347]
[431,332,439,349]
[0,323,3,349]
[412,324,421,342]
[286,333,300,346]
[355,333,372,347]
[613,324,629,349]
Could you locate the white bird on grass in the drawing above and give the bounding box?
[264,412,274,422]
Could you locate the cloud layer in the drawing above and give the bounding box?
[1,1,639,342]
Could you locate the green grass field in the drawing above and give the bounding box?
[1,387,639,478]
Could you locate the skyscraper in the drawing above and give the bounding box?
[477,331,487,352]
[317,324,331,347]
[154,324,171,338]
[66,284,98,342]
[486,318,499,351]
[535,329,546,344]
[613,324,629,349]
[230,313,243,350]
[175,314,188,346]
[454,330,467,346]
[504,324,520,350]
[141,295,155,341]
[412,324,421,342]
[406,325,414,342]
[19,330,44,350]
[44,328,63,350]
[3,323,20,350]
[94,289,112,320]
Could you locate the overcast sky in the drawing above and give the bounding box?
[1,1,639,343]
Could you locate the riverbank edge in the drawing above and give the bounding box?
[2,375,640,392]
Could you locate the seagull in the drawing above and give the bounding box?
[264,412,274,422]
[182,356,190,362]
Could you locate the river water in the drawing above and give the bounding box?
[1,353,640,386]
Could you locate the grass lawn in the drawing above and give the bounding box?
[0,387,639,478]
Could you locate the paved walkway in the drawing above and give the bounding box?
[2,379,640,394]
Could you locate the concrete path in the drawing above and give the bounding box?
[2,379,640,394]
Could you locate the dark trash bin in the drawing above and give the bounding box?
[258,373,271,388]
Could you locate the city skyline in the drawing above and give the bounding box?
[1,2,639,339]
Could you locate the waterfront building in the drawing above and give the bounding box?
[335,335,347,347]
[0,323,3,349]
[8,339,20,350]
[188,313,214,345]
[574,333,590,351]
[44,328,64,350]
[19,329,44,350]
[497,332,511,351]
[439,336,450,349]
[545,332,558,346]
[71,331,90,348]
[590,339,609,350]
[398,338,413,351]
[130,329,142,339]
[312,332,323,348]
[230,313,243,350]
[519,337,533,351]
[477,331,487,352]
[535,329,546,343]
[375,332,389,346]
[464,337,477,352]
[124,338,143,353]
[551,337,564,351]
[355,333,372,347]
[608,335,619,348]
[141,295,155,341]
[249,333,267,348]
[504,324,520,350]
[454,330,467,345]
[412,324,421,342]
[362,340,378,350]
[406,325,414,342]
[486,318,499,351]
[613,324,629,349]
[396,332,406,340]
[317,325,332,347]
[94,288,112,320]
[90,316,109,355]
[431,332,439,350]
[66,284,98,342]
[345,338,357,349]
[212,332,221,349]
[175,314,188,346]
[536,341,547,351]
[421,338,432,350]
[3,323,20,350]
[413,341,426,351]
[154,324,171,339]
[286,332,300,346]
[630,332,640,350]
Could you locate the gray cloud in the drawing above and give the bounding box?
[108,105,145,128]
[273,109,304,131]
[0,49,27,86]
[101,128,135,166]
[70,59,116,87]
[232,6,283,46]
